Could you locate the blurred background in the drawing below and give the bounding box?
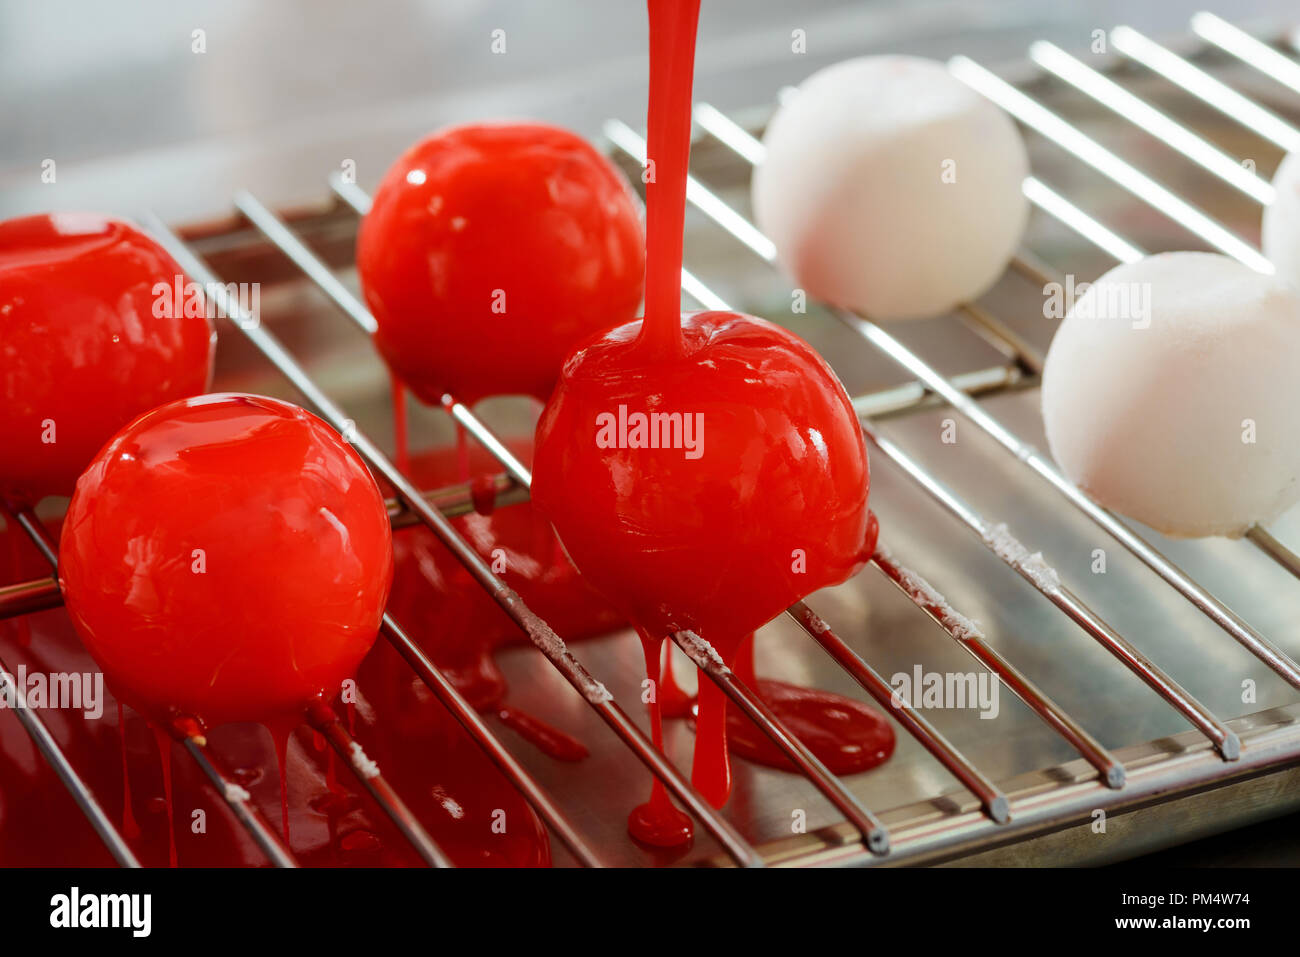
[1,0,1293,221]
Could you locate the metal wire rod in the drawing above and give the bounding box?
[850,364,1026,420]
[385,473,529,529]
[1019,178,1146,264]
[1245,526,1300,583]
[1192,12,1300,96]
[305,702,455,867]
[1110,25,1300,152]
[867,548,1126,788]
[955,302,1045,375]
[787,600,1011,821]
[947,55,1273,271]
[0,575,61,620]
[1028,40,1273,203]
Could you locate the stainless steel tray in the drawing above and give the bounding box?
[5,11,1300,867]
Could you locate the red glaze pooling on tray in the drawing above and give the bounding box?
[727,634,895,775]
[0,213,215,507]
[0,16,890,864]
[357,123,646,405]
[58,393,393,728]
[532,0,878,844]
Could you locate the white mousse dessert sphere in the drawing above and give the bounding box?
[1041,252,1300,538]
[752,56,1029,320]
[1263,151,1300,290]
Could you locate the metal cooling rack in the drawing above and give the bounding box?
[3,10,1300,867]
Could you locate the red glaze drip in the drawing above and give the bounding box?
[0,213,215,507]
[628,631,693,847]
[658,641,694,719]
[659,632,896,777]
[638,0,700,358]
[728,635,895,774]
[117,702,141,839]
[470,475,498,517]
[324,743,338,794]
[356,123,645,405]
[268,717,295,843]
[150,724,177,868]
[390,372,411,474]
[455,423,470,482]
[627,798,694,849]
[352,639,551,867]
[497,707,588,762]
[691,632,743,808]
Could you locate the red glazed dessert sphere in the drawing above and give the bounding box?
[357,122,645,405]
[0,212,215,506]
[58,394,394,727]
[533,311,875,646]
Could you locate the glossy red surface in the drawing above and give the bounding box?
[0,212,215,507]
[534,310,875,657]
[533,0,878,835]
[357,123,646,405]
[58,394,394,728]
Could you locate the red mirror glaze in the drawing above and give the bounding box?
[58,393,394,729]
[0,213,215,506]
[386,436,624,711]
[357,123,646,405]
[533,310,875,645]
[533,309,877,817]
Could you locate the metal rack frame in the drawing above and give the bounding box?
[2,10,1300,868]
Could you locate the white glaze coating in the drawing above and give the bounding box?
[753,56,1029,320]
[1041,252,1300,538]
